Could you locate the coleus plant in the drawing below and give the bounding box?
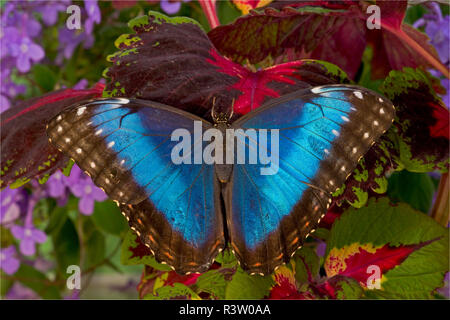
[1,1,449,299]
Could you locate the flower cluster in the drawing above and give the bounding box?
[414,2,450,107]
[0,164,107,277]
[0,0,101,111]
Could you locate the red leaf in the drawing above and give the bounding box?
[208,50,313,114]
[130,236,153,259]
[324,240,434,288]
[429,102,450,139]
[0,83,104,188]
[208,5,366,79]
[269,266,315,299]
[208,0,448,80]
[164,271,201,287]
[368,0,447,79]
[319,203,345,229]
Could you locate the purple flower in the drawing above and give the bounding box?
[437,272,449,298]
[57,28,94,63]
[0,188,22,226]
[0,246,20,275]
[73,79,89,90]
[6,283,39,299]
[68,165,107,215]
[0,27,20,59]
[11,224,47,256]
[35,0,70,26]
[0,79,27,112]
[84,0,101,33]
[64,289,80,300]
[414,3,450,108]
[160,0,190,15]
[0,94,10,113]
[46,170,71,206]
[315,240,327,258]
[46,170,68,198]
[10,37,45,73]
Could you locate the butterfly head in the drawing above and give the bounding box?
[211,97,234,124]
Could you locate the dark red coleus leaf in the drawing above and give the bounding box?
[104,12,349,119]
[130,236,153,259]
[368,0,447,79]
[381,68,449,172]
[319,203,346,229]
[429,101,449,140]
[0,83,104,189]
[208,4,366,79]
[208,0,446,80]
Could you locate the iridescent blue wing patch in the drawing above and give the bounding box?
[226,85,395,274]
[47,98,225,273]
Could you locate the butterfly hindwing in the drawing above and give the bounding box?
[47,98,225,273]
[225,85,395,274]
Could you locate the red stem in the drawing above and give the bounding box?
[199,0,220,29]
[382,24,450,79]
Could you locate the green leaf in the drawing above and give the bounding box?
[214,249,237,267]
[387,170,435,213]
[313,228,330,241]
[195,269,228,299]
[331,275,364,299]
[120,230,171,271]
[44,206,68,235]
[84,230,106,270]
[144,282,200,300]
[32,64,57,92]
[91,200,128,236]
[14,264,61,299]
[52,218,80,275]
[294,246,320,284]
[225,268,274,299]
[0,272,13,298]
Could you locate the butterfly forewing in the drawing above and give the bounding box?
[47,98,226,274]
[226,85,395,274]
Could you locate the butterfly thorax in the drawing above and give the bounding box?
[214,121,233,183]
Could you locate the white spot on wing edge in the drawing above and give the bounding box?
[332,129,340,137]
[77,107,86,116]
[353,91,363,99]
[311,87,322,94]
[107,141,115,148]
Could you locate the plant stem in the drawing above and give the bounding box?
[199,0,220,29]
[431,172,449,226]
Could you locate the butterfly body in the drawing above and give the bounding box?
[47,85,395,275]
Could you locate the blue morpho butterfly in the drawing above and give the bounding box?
[46,85,395,275]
